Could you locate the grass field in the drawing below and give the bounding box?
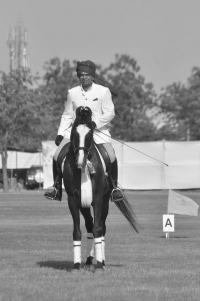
[0,190,200,301]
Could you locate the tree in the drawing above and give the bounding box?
[41,58,80,140]
[0,69,48,192]
[186,67,200,140]
[100,54,157,141]
[157,67,200,141]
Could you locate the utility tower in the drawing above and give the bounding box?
[7,20,29,72]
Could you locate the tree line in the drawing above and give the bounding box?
[1,54,200,191]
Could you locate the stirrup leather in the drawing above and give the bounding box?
[111,187,124,202]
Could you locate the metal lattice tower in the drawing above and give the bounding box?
[7,20,29,72]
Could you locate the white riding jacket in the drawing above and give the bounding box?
[57,83,115,144]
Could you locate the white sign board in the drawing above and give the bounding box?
[163,215,175,232]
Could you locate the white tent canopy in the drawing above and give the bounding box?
[0,151,42,169]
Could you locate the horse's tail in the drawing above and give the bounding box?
[114,193,140,233]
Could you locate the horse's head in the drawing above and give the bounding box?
[71,106,94,169]
[75,106,93,124]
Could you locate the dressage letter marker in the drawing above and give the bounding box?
[163,215,174,239]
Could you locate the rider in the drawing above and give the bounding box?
[44,60,124,202]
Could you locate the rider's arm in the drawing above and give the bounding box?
[95,88,115,129]
[57,93,73,136]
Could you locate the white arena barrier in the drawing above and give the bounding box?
[42,140,200,190]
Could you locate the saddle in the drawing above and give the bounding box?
[57,142,71,167]
[57,142,111,175]
[57,142,112,196]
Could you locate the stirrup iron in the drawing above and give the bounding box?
[111,187,124,202]
[44,186,58,200]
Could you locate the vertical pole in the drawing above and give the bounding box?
[16,151,17,170]
[16,151,18,189]
[39,150,41,190]
[10,151,13,190]
[121,142,124,188]
[162,139,165,190]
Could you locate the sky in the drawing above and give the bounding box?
[1,0,200,93]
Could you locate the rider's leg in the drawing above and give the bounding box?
[102,143,124,202]
[44,159,62,201]
[44,138,70,201]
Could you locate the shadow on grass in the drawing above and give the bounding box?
[37,260,73,272]
[37,261,123,272]
[106,264,123,267]
[159,235,188,239]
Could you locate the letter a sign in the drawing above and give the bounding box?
[163,215,174,232]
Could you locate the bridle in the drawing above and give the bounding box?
[71,106,94,165]
[72,128,94,162]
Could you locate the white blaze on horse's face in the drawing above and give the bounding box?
[76,124,90,169]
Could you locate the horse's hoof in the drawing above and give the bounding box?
[72,262,81,272]
[96,261,105,271]
[84,256,95,272]
[84,264,95,273]
[85,256,93,265]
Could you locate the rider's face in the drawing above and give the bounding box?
[79,72,94,90]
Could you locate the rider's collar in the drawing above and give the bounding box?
[81,83,94,93]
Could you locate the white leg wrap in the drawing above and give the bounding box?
[74,241,81,264]
[94,237,102,263]
[86,233,94,258]
[101,236,105,261]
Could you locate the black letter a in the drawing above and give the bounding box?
[165,218,172,227]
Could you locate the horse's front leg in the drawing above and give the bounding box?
[101,190,111,268]
[80,207,95,272]
[93,193,104,270]
[68,195,82,270]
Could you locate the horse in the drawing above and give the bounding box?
[62,106,139,272]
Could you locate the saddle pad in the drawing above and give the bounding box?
[57,142,70,167]
[95,144,111,174]
[95,145,106,174]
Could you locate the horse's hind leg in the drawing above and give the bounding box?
[68,195,82,270]
[80,207,95,272]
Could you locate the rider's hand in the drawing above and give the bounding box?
[55,135,64,146]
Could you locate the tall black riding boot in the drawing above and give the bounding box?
[44,159,62,201]
[110,159,124,202]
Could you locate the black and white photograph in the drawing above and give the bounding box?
[0,0,200,300]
